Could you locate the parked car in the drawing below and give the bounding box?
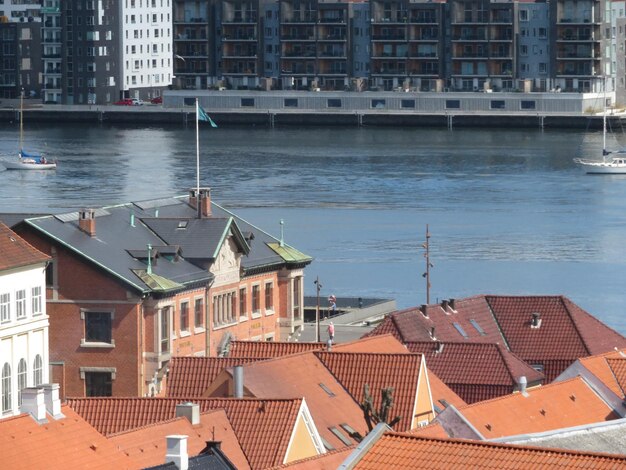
[150,96,163,105]
[114,99,134,106]
[131,98,144,106]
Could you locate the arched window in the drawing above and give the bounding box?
[2,363,11,413]
[17,359,27,407]
[33,355,43,387]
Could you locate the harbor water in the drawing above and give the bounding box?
[1,121,625,334]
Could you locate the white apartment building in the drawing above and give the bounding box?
[121,0,173,100]
[0,222,50,418]
[0,0,41,23]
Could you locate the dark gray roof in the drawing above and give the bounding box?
[4,194,311,295]
[144,443,237,469]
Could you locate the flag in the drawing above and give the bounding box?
[197,106,218,128]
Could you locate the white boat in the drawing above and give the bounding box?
[574,78,626,174]
[2,92,57,170]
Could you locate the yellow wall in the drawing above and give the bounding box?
[412,361,435,428]
[285,414,320,463]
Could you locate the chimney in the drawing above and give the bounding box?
[530,312,542,328]
[198,188,212,218]
[175,402,200,425]
[20,387,47,423]
[517,376,528,396]
[449,298,456,310]
[441,299,449,312]
[419,304,428,318]
[165,435,189,470]
[233,365,244,398]
[435,342,445,354]
[430,327,436,340]
[41,383,64,420]
[78,208,96,237]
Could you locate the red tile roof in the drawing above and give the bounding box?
[453,377,619,439]
[578,349,626,398]
[109,409,250,470]
[228,341,324,358]
[426,370,468,411]
[0,221,50,271]
[166,356,261,397]
[406,342,543,403]
[268,448,353,470]
[211,351,369,451]
[606,357,626,397]
[332,334,408,354]
[315,352,424,432]
[0,405,140,469]
[67,397,303,470]
[352,433,626,469]
[407,422,449,438]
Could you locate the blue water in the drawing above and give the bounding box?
[1,122,625,333]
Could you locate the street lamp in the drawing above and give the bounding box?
[314,277,322,342]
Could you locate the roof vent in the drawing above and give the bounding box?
[530,312,542,329]
[430,326,436,340]
[435,342,444,354]
[517,376,528,396]
[419,304,428,318]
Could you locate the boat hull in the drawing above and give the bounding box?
[3,160,57,170]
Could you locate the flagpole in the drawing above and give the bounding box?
[195,97,200,197]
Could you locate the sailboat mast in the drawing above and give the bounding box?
[603,77,607,154]
[19,89,23,151]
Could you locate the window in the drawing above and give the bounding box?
[329,427,352,446]
[520,45,528,56]
[284,98,298,107]
[33,355,42,386]
[17,359,27,406]
[31,287,42,315]
[445,99,460,109]
[2,363,11,413]
[327,98,342,108]
[521,100,536,110]
[16,289,26,319]
[401,99,415,109]
[452,322,469,339]
[160,307,170,353]
[84,311,112,344]
[239,287,247,317]
[180,301,189,332]
[241,98,255,107]
[0,293,9,322]
[371,99,386,108]
[194,298,204,328]
[213,292,236,325]
[85,371,112,396]
[519,9,528,21]
[292,276,301,318]
[539,63,547,73]
[265,282,274,312]
[252,285,260,314]
[490,100,505,110]
[469,319,486,335]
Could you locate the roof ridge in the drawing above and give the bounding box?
[316,351,422,358]
[387,432,626,460]
[107,415,188,437]
[562,297,626,352]
[580,348,626,364]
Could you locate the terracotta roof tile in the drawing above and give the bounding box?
[606,357,626,397]
[315,352,423,432]
[454,377,619,439]
[109,409,250,470]
[268,447,354,469]
[427,370,468,411]
[407,422,449,438]
[406,342,543,403]
[578,349,626,398]
[353,433,626,469]
[166,357,261,397]
[0,221,50,271]
[213,352,369,451]
[0,405,140,469]
[332,334,408,354]
[228,341,324,359]
[67,397,303,470]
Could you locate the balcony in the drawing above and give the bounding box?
[174,17,208,24]
[223,15,258,23]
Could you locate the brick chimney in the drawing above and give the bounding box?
[188,187,212,218]
[78,208,96,237]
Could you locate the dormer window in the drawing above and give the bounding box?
[177,220,188,229]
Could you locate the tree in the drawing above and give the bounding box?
[360,383,401,432]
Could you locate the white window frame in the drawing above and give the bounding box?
[31,286,42,316]
[0,293,10,323]
[15,289,26,319]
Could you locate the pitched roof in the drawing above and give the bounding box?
[66,397,304,470]
[0,405,140,469]
[0,221,50,271]
[212,352,369,451]
[407,422,450,438]
[406,342,543,403]
[578,349,626,398]
[607,357,626,397]
[166,357,261,397]
[315,352,423,432]
[351,432,626,469]
[227,341,323,359]
[268,448,354,469]
[332,334,408,354]
[426,369,468,412]
[109,409,250,470]
[451,377,619,439]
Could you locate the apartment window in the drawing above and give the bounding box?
[239,287,247,318]
[521,100,536,110]
[17,359,27,406]
[445,100,460,109]
[252,285,260,314]
[31,286,42,316]
[538,27,547,38]
[520,45,528,56]
[194,298,204,328]
[1,363,11,413]
[15,289,26,319]
[519,9,528,21]
[371,99,386,108]
[180,301,189,332]
[241,98,255,107]
[284,98,298,107]
[401,99,415,109]
[265,282,274,312]
[490,100,505,110]
[539,63,547,73]
[327,99,342,108]
[85,371,112,397]
[33,355,42,386]
[160,307,170,353]
[84,311,112,344]
[0,293,9,322]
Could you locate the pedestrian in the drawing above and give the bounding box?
[327,321,335,343]
[328,294,337,318]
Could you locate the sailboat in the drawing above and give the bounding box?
[574,78,626,174]
[2,92,57,170]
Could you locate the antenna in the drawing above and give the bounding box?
[147,243,152,274]
[422,225,433,304]
[279,219,284,247]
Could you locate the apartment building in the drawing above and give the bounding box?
[0,21,41,99]
[0,0,41,23]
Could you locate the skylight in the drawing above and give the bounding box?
[177,220,188,229]
[469,319,486,335]
[319,383,336,397]
[329,427,352,446]
[452,322,469,339]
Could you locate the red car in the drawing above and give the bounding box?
[114,98,134,106]
[150,96,163,104]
